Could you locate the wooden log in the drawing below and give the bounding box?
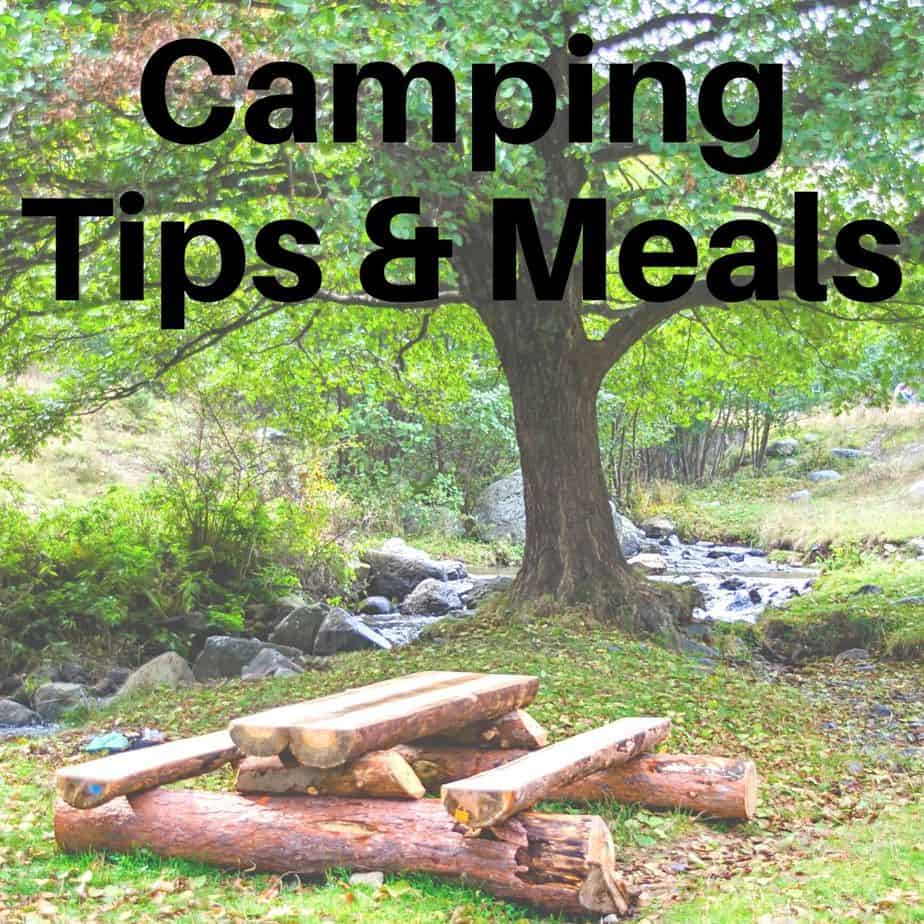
[353,746,760,820]
[229,671,481,758]
[235,751,425,799]
[418,709,548,750]
[55,731,240,810]
[441,717,670,830]
[556,753,759,820]
[55,789,632,918]
[275,673,539,768]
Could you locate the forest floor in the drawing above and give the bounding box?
[1,609,921,923]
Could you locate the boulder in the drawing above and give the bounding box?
[358,596,394,616]
[312,609,393,656]
[270,593,310,627]
[361,539,466,601]
[92,668,131,698]
[241,647,305,680]
[830,447,868,460]
[192,637,304,681]
[609,503,644,558]
[269,603,328,652]
[0,698,42,727]
[767,437,799,457]
[33,682,93,721]
[807,470,841,482]
[116,652,195,699]
[627,552,669,574]
[461,576,513,609]
[788,489,812,502]
[473,470,526,542]
[54,662,92,685]
[907,479,924,501]
[399,578,468,616]
[640,516,676,539]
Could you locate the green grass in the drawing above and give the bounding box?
[661,803,924,923]
[756,556,924,660]
[2,613,921,922]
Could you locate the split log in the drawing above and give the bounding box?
[236,751,425,799]
[442,717,670,830]
[555,753,759,821]
[345,745,760,820]
[239,672,539,769]
[229,670,479,758]
[55,789,632,918]
[56,731,240,810]
[418,709,548,750]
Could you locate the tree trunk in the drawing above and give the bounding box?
[470,292,683,635]
[55,790,632,917]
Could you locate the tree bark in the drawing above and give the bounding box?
[55,790,632,917]
[417,709,548,750]
[236,751,426,799]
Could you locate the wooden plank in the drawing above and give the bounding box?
[235,752,426,799]
[229,671,482,757]
[56,731,240,809]
[441,716,670,830]
[55,789,632,917]
[287,673,539,768]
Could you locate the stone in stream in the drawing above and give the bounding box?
[312,608,392,656]
[269,603,328,652]
[720,577,746,590]
[358,596,394,615]
[641,516,676,539]
[610,503,645,558]
[627,553,668,574]
[361,538,466,601]
[399,578,468,616]
[0,698,43,727]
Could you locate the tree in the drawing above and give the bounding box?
[1,0,921,633]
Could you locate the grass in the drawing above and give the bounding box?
[755,555,924,660]
[637,405,924,551]
[660,802,924,923]
[2,612,921,922]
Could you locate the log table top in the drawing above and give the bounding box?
[229,670,540,767]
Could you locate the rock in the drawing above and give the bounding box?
[748,588,762,603]
[54,662,92,685]
[269,603,329,652]
[116,652,195,699]
[461,576,513,609]
[313,609,392,656]
[834,648,871,663]
[0,698,42,727]
[610,503,644,558]
[33,682,93,721]
[473,470,526,541]
[400,579,467,616]
[720,635,751,660]
[719,577,746,590]
[241,647,304,680]
[349,871,385,888]
[361,538,466,601]
[682,622,713,642]
[830,447,868,459]
[852,584,882,596]
[641,516,676,539]
[679,638,720,660]
[192,637,304,681]
[270,593,310,626]
[896,596,924,605]
[92,667,131,697]
[358,596,394,616]
[627,553,668,574]
[788,489,812,502]
[767,437,799,457]
[807,469,841,482]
